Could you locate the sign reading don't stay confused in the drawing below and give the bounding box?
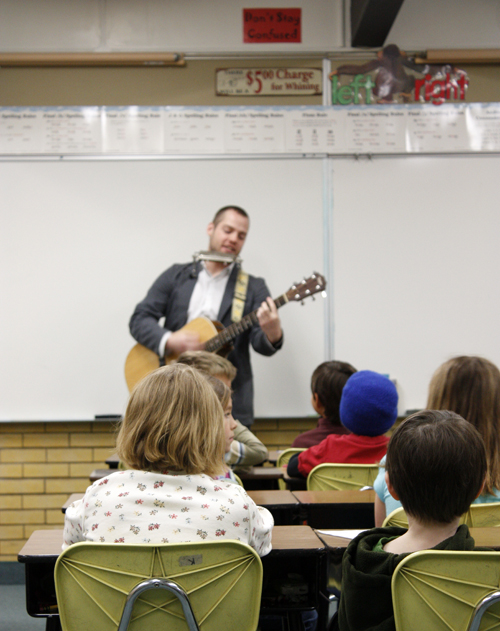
[243,8,301,43]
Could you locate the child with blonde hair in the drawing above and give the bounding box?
[63,364,273,555]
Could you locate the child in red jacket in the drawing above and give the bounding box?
[291,360,357,448]
[287,370,398,479]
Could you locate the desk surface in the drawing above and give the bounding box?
[248,490,297,506]
[105,453,120,467]
[62,493,83,512]
[237,466,283,480]
[266,450,281,464]
[105,451,283,467]
[316,527,500,550]
[293,490,375,504]
[18,525,324,562]
[62,490,297,513]
[30,525,500,558]
[92,466,283,484]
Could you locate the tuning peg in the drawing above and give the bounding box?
[321,291,327,298]
[312,296,315,301]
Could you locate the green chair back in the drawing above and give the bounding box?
[382,507,409,529]
[276,448,305,490]
[392,550,500,631]
[306,463,379,491]
[55,540,263,631]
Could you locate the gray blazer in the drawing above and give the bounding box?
[129,262,283,427]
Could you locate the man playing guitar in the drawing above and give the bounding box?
[129,205,283,428]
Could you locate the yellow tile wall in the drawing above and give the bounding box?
[0,421,117,561]
[253,417,317,450]
[0,417,315,561]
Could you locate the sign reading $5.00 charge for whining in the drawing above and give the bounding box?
[216,68,322,96]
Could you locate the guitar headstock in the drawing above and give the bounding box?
[286,273,327,303]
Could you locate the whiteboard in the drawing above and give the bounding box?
[0,158,325,421]
[331,154,500,413]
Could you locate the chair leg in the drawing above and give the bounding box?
[46,616,62,631]
[117,578,201,631]
[467,591,500,631]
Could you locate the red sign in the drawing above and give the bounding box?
[243,9,301,44]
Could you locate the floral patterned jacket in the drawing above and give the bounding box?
[63,469,273,556]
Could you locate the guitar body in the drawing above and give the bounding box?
[124,317,220,392]
[125,273,326,393]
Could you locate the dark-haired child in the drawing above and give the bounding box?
[292,360,357,448]
[288,370,397,479]
[337,410,486,631]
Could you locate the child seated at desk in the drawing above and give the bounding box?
[287,370,398,479]
[176,351,268,467]
[204,374,239,483]
[336,410,486,631]
[374,355,500,526]
[63,363,273,555]
[292,360,357,448]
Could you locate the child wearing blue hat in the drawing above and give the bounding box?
[287,370,398,479]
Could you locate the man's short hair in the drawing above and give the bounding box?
[310,360,357,423]
[212,205,249,227]
[386,409,487,524]
[177,351,237,382]
[116,363,225,477]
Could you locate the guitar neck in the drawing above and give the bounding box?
[205,294,288,354]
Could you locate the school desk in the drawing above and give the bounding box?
[266,449,282,464]
[18,525,329,631]
[314,528,500,551]
[90,466,284,489]
[88,468,109,483]
[62,489,375,529]
[61,490,300,526]
[313,527,500,595]
[104,453,119,468]
[61,494,83,513]
[292,490,376,529]
[282,470,308,491]
[104,449,283,469]
[234,466,284,490]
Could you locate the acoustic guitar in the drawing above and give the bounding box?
[125,272,326,391]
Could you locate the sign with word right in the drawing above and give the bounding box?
[330,44,468,106]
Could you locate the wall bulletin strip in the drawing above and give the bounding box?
[2,104,500,156]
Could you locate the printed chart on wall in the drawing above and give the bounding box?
[2,104,500,156]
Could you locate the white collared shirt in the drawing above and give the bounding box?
[187,262,233,322]
[159,262,234,356]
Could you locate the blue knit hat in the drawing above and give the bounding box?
[339,370,398,437]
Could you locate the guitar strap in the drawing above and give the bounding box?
[231,268,249,322]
